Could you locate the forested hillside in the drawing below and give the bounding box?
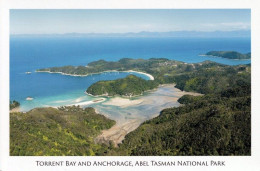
[10,106,115,156]
[39,58,250,95]
[20,58,251,156]
[86,75,159,96]
[110,80,251,155]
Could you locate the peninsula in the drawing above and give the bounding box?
[11,57,251,156]
[86,75,159,97]
[36,58,174,79]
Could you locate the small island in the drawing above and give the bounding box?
[205,51,251,59]
[26,96,34,101]
[86,75,159,97]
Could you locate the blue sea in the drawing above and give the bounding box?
[10,37,251,111]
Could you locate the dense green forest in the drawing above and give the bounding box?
[86,75,159,96]
[84,59,250,95]
[81,59,250,155]
[205,51,251,59]
[163,62,250,94]
[10,106,115,156]
[10,100,20,110]
[38,58,250,94]
[109,80,250,155]
[13,58,251,156]
[36,58,181,77]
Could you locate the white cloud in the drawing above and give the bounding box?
[201,22,250,31]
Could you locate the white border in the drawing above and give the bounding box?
[1,0,260,171]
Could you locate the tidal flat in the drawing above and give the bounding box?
[90,84,202,145]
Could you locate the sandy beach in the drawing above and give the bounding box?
[10,107,20,113]
[67,98,106,107]
[36,69,154,80]
[123,70,154,80]
[94,84,202,145]
[103,97,143,108]
[95,119,142,146]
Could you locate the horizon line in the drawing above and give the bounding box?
[10,29,251,36]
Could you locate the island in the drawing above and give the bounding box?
[204,51,251,59]
[26,96,34,101]
[12,57,251,156]
[86,75,159,97]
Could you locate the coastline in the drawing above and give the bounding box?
[25,71,202,146]
[36,69,154,80]
[95,119,142,146]
[10,107,20,113]
[199,54,251,61]
[122,70,154,80]
[66,98,106,107]
[94,84,203,145]
[103,97,143,108]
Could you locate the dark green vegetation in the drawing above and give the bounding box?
[205,51,251,59]
[38,58,250,94]
[86,75,159,96]
[167,62,250,94]
[21,58,250,156]
[37,58,177,77]
[10,100,20,110]
[79,59,250,156]
[10,106,115,156]
[110,80,251,155]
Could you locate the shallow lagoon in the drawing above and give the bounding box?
[15,71,150,111]
[89,85,201,144]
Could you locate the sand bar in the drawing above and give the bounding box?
[103,97,143,108]
[36,69,154,80]
[95,119,142,146]
[67,98,106,107]
[95,84,203,145]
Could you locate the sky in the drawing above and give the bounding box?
[10,9,251,34]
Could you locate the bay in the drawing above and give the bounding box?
[10,37,251,111]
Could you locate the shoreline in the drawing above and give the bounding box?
[36,69,154,80]
[199,54,251,61]
[14,83,203,145]
[10,107,20,113]
[94,84,203,145]
[95,119,142,146]
[122,70,154,80]
[67,98,106,107]
[103,97,143,108]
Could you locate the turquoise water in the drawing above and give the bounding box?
[89,85,183,124]
[12,71,150,111]
[10,37,251,111]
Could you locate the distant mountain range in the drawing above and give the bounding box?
[11,30,250,38]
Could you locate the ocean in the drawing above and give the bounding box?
[10,37,251,111]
